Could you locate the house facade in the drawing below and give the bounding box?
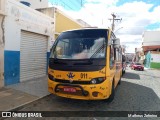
[142,31,160,68]
[0,0,54,87]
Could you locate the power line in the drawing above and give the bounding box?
[61,0,82,10]
[49,0,94,25]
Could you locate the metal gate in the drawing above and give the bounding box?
[20,31,48,82]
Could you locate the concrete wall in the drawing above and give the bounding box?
[2,0,54,86]
[150,52,160,69]
[37,7,55,18]
[151,52,160,63]
[16,0,48,9]
[0,0,6,87]
[0,16,5,87]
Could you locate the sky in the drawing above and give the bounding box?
[48,0,160,53]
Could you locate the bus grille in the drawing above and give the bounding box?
[54,79,90,84]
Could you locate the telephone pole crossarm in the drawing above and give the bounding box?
[108,13,122,31]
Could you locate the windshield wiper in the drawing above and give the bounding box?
[52,53,67,64]
[53,58,67,65]
[90,44,105,58]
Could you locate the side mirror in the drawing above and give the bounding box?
[113,38,120,48]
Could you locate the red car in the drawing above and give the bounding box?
[131,63,144,71]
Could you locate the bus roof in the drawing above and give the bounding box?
[61,28,111,33]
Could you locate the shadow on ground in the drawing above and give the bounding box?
[15,81,160,112]
[122,72,140,80]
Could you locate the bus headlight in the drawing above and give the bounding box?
[48,74,55,81]
[90,77,106,84]
[90,79,97,84]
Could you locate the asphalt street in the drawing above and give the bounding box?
[3,67,160,120]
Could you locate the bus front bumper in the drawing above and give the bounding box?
[48,79,111,100]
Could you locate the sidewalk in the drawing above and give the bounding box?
[0,76,50,111]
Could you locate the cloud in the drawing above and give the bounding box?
[154,28,160,31]
[112,2,154,35]
[116,34,143,53]
[56,0,119,27]
[48,0,160,53]
[151,6,160,22]
[117,35,142,45]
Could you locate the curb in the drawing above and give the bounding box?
[0,94,50,120]
[9,94,50,111]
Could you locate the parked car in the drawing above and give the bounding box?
[131,63,144,71]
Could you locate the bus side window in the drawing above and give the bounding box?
[110,45,115,68]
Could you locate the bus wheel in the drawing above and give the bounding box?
[107,81,115,102]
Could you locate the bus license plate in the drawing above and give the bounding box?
[63,87,76,93]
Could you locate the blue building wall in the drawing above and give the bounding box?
[4,51,49,85]
[4,50,20,85]
[46,52,50,73]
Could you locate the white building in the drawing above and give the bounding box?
[16,0,48,9]
[142,31,160,68]
[125,53,135,62]
[0,0,54,87]
[142,31,160,52]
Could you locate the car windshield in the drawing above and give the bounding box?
[135,63,142,65]
[50,29,108,59]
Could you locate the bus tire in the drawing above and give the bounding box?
[107,81,115,102]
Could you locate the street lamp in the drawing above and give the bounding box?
[114,27,123,33]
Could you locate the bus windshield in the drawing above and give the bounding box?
[50,29,108,60]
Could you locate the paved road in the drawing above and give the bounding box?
[3,67,160,120]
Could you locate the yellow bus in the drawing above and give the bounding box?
[48,28,123,102]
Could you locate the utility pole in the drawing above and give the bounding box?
[108,13,122,31]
